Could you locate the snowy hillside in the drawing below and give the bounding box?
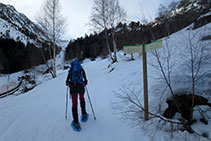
[0,2,48,46]
[0,21,211,141]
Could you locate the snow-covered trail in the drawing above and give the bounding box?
[1,22,211,141]
[0,74,70,141]
[0,59,137,141]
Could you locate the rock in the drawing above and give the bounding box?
[200,118,208,125]
[163,94,210,122]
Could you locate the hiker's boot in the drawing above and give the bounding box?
[72,122,80,130]
[80,101,88,121]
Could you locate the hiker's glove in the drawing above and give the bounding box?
[66,81,70,86]
[84,80,88,86]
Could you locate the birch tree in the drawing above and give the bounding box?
[36,0,66,78]
[108,0,126,62]
[90,0,126,63]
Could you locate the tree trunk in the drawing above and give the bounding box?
[40,47,54,77]
[111,28,117,63]
[189,31,195,122]
[104,28,113,61]
[190,53,195,122]
[53,34,56,78]
[48,45,53,69]
[52,2,56,78]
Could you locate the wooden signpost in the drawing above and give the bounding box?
[124,40,163,120]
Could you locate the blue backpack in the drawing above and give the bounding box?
[69,60,84,85]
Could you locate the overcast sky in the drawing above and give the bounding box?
[1,0,179,40]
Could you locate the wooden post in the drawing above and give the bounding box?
[124,40,163,121]
[142,44,149,120]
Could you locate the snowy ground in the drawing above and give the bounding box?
[0,58,139,141]
[0,23,210,140]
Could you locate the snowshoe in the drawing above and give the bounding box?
[71,121,81,132]
[81,113,89,122]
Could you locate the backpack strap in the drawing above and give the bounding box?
[79,69,84,84]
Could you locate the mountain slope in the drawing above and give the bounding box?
[0,3,60,74]
[0,2,48,46]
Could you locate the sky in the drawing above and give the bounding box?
[0,0,179,40]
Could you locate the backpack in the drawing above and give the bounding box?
[69,60,84,85]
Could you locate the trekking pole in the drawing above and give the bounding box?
[65,86,68,119]
[85,86,96,120]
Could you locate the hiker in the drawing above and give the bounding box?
[66,60,88,129]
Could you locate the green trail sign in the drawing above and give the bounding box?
[123,40,162,54]
[145,40,162,52]
[123,45,142,54]
[123,39,163,121]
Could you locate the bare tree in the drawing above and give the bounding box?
[108,0,126,62]
[90,0,111,61]
[178,25,211,122]
[114,87,183,125]
[90,0,126,63]
[36,0,66,78]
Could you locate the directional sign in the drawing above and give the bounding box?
[123,39,163,121]
[145,40,162,52]
[124,40,162,55]
[123,45,142,54]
